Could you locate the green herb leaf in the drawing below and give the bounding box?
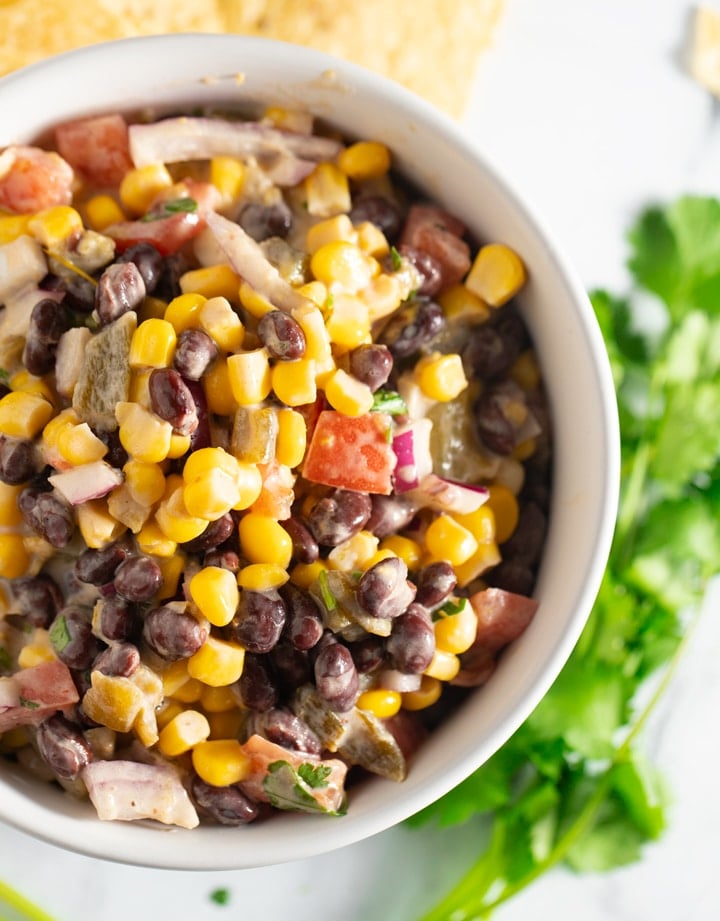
[317,569,337,611]
[390,245,403,270]
[263,760,344,815]
[141,197,198,221]
[209,887,231,906]
[297,762,331,788]
[371,389,408,415]
[48,614,71,653]
[19,696,40,709]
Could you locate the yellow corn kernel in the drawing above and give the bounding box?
[0,482,24,526]
[160,656,192,698]
[192,739,251,786]
[485,483,520,544]
[82,671,144,733]
[356,688,402,719]
[424,648,461,682]
[227,349,272,405]
[326,294,371,349]
[510,349,541,391]
[56,422,108,466]
[290,559,328,589]
[233,463,264,511]
[28,205,83,249]
[416,352,468,402]
[238,281,275,318]
[164,292,206,333]
[263,106,313,133]
[129,318,177,369]
[76,498,126,549]
[424,514,478,566]
[355,221,390,259]
[124,460,166,507]
[311,240,378,293]
[238,563,289,592]
[207,710,246,740]
[210,155,246,205]
[168,433,192,460]
[155,476,209,544]
[0,392,53,439]
[324,368,374,417]
[183,446,239,482]
[155,699,185,731]
[41,407,79,451]
[158,552,186,599]
[8,369,55,404]
[200,683,239,714]
[203,357,238,415]
[433,599,478,655]
[119,162,173,215]
[465,242,527,308]
[438,283,491,323]
[180,265,242,305]
[137,295,168,323]
[305,214,356,255]
[170,677,204,704]
[116,402,173,463]
[304,161,351,217]
[189,566,239,627]
[455,505,496,544]
[327,531,379,572]
[402,675,443,711]
[337,141,391,180]
[239,513,293,568]
[128,369,152,408]
[275,408,307,469]
[0,534,30,579]
[184,468,241,520]
[361,273,403,322]
[158,709,210,757]
[0,213,32,244]
[379,535,423,571]
[453,541,502,588]
[296,281,328,308]
[17,629,57,668]
[197,295,244,351]
[106,482,149,534]
[271,358,317,407]
[188,636,246,687]
[363,548,397,569]
[136,519,177,558]
[292,304,332,362]
[84,194,125,231]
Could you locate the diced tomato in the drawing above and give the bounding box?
[0,145,74,214]
[55,114,132,189]
[302,410,396,495]
[0,660,79,733]
[400,203,471,289]
[251,460,296,520]
[105,211,203,256]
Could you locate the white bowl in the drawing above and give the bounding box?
[0,34,619,869]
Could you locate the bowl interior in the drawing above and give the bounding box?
[0,34,619,869]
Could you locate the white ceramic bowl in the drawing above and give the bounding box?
[0,34,619,870]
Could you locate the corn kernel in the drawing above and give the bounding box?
[324,368,374,417]
[239,513,293,568]
[292,304,333,362]
[433,599,478,655]
[207,710,246,740]
[0,534,30,579]
[116,402,173,463]
[361,273,403,321]
[238,281,275,318]
[424,648,461,682]
[271,358,317,407]
[337,141,391,180]
[0,213,32,244]
[156,699,185,731]
[17,629,57,668]
[296,281,329,308]
[232,462,264,511]
[237,563,289,592]
[137,295,168,323]
[155,477,209,543]
[379,535,423,570]
[160,654,192,698]
[187,636,246,687]
[82,671,144,733]
[227,349,272,405]
[203,357,238,415]
[438,283,491,323]
[356,688,402,719]
[129,318,177,369]
[424,514,478,566]
[189,566,240,626]
[184,467,241,520]
[84,194,125,231]
[0,482,24,526]
[180,265,242,305]
[327,531,379,572]
[402,675,443,711]
[164,292,206,333]
[197,295,244,351]
[200,683,239,714]
[455,505,496,544]
[510,349,541,391]
[8,369,55,404]
[136,519,177,558]
[0,392,53,439]
[274,408,307,469]
[158,709,210,757]
[290,560,328,589]
[192,739,251,786]
[311,240,378,293]
[56,422,108,466]
[76,498,126,549]
[168,433,192,460]
[325,294,371,349]
[128,369,152,408]
[416,352,468,402]
[124,459,166,506]
[263,106,314,133]
[170,677,204,703]
[183,446,239,482]
[355,220,390,259]
[158,552,186,599]
[305,214,356,255]
[485,484,520,544]
[28,206,83,248]
[305,162,351,217]
[453,541,502,588]
[119,163,173,215]
[105,483,149,534]
[465,243,527,308]
[209,155,245,205]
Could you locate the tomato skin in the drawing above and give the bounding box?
[400,204,471,289]
[302,410,396,495]
[55,114,132,189]
[105,211,203,256]
[0,145,73,214]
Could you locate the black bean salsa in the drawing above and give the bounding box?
[0,106,550,827]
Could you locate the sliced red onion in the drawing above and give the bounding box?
[48,461,123,506]
[406,473,489,515]
[379,670,422,693]
[392,419,433,493]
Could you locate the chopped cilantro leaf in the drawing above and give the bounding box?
[19,697,40,710]
[371,389,408,415]
[390,245,403,270]
[263,760,344,815]
[297,762,331,789]
[209,888,231,906]
[141,197,198,221]
[49,614,72,653]
[317,569,337,611]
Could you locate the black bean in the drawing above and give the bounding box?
[378,297,445,360]
[28,298,72,344]
[256,310,306,360]
[18,487,74,548]
[117,242,164,294]
[92,642,140,677]
[36,714,93,781]
[500,501,547,567]
[463,307,527,382]
[237,653,279,711]
[0,435,35,485]
[398,245,443,297]
[94,595,135,642]
[180,513,235,554]
[348,635,386,674]
[44,272,95,313]
[248,709,321,755]
[22,336,56,376]
[49,605,102,670]
[386,604,435,674]
[11,574,63,628]
[281,585,324,651]
[191,775,260,825]
[282,516,319,565]
[173,328,219,381]
[474,385,519,455]
[143,605,208,660]
[113,556,162,602]
[97,429,129,468]
[238,200,292,242]
[230,590,286,654]
[95,261,146,326]
[307,489,372,547]
[203,548,241,573]
[356,556,416,619]
[75,540,131,586]
[366,494,417,539]
[349,195,403,241]
[0,382,9,399]
[348,344,393,392]
[414,561,458,610]
[314,636,359,712]
[148,368,199,436]
[485,560,535,596]
[269,641,312,695]
[184,378,211,452]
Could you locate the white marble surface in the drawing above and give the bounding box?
[3,1,720,918]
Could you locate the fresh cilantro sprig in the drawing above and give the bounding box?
[410,195,720,919]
